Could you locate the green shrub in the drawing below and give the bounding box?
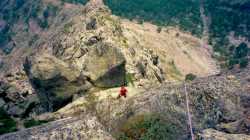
[185,73,197,81]
[24,119,49,128]
[37,18,49,29]
[43,4,58,19]
[227,43,249,69]
[63,21,74,33]
[0,25,10,45]
[14,0,25,10]
[239,58,248,68]
[0,108,17,135]
[228,58,238,69]
[3,47,14,55]
[118,114,178,140]
[234,43,248,59]
[157,26,162,33]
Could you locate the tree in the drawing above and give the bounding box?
[234,43,248,59]
[239,58,248,68]
[185,73,196,81]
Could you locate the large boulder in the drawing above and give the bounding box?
[24,54,89,111]
[0,81,40,117]
[6,94,39,117]
[24,43,126,111]
[83,42,126,88]
[21,1,127,111]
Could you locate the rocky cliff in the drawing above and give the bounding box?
[1,0,249,140]
[1,0,218,112]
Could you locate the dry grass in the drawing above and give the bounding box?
[122,20,219,80]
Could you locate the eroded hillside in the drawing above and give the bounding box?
[122,20,219,80]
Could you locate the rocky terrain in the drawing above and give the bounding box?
[0,0,218,114]
[1,64,250,139]
[0,0,249,140]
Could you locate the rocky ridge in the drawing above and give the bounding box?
[1,65,250,139]
[1,0,247,139]
[21,0,218,111]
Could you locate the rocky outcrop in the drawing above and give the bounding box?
[2,68,250,139]
[82,42,126,88]
[1,0,219,113]
[24,42,126,111]
[24,0,165,111]
[0,116,115,140]
[22,1,129,111]
[24,54,87,111]
[31,72,246,139]
[0,81,40,117]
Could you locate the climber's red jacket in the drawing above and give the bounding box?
[119,86,127,97]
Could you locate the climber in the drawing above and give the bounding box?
[117,86,127,99]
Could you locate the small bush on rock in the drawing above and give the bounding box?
[24,119,49,128]
[118,114,178,140]
[0,108,17,134]
[239,58,248,68]
[185,73,196,81]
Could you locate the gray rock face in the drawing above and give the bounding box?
[23,2,127,111]
[43,72,248,140]
[0,99,5,107]
[1,70,250,139]
[6,95,39,117]
[24,54,87,111]
[0,116,115,140]
[24,41,126,111]
[83,42,126,88]
[0,81,40,117]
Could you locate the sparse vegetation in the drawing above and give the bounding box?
[0,25,11,46]
[118,114,178,140]
[204,0,250,68]
[104,0,203,37]
[24,119,49,128]
[185,73,197,81]
[105,0,250,69]
[63,21,74,33]
[156,26,162,33]
[37,18,49,29]
[239,58,248,68]
[228,42,249,69]
[169,60,182,77]
[0,108,17,135]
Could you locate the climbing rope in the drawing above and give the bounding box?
[184,83,195,140]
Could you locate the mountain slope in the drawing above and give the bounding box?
[105,0,250,69]
[3,0,250,139]
[121,20,219,80]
